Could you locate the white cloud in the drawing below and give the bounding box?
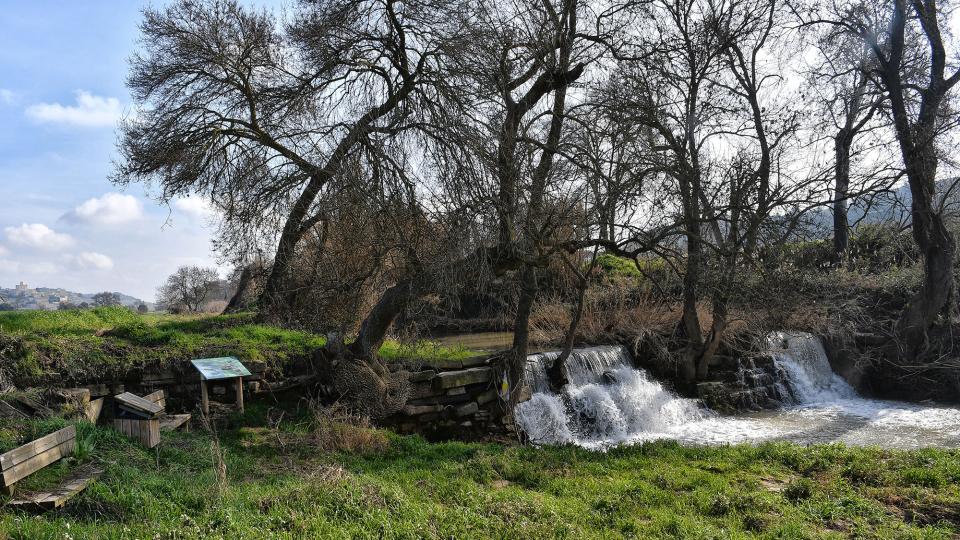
[67,252,115,271]
[64,192,144,226]
[0,89,14,105]
[26,90,123,127]
[0,259,58,275]
[0,245,8,257]
[173,196,216,221]
[4,223,74,250]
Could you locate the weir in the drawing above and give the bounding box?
[515,334,960,449]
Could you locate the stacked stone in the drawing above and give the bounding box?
[393,356,504,434]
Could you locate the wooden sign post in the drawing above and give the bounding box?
[190,357,252,415]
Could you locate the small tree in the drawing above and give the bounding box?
[137,304,149,314]
[157,266,220,313]
[92,292,122,307]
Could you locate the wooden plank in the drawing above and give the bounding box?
[8,464,103,511]
[0,426,76,472]
[84,398,104,424]
[142,390,166,409]
[159,414,191,432]
[1,439,75,487]
[114,392,163,418]
[433,367,493,390]
[235,376,244,413]
[148,419,160,448]
[200,381,209,415]
[0,400,27,419]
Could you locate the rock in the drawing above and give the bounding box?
[446,387,467,396]
[433,367,493,390]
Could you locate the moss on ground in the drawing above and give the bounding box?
[0,308,478,386]
[0,407,958,539]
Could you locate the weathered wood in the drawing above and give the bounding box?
[8,464,103,511]
[0,400,27,419]
[114,392,163,418]
[235,376,244,413]
[432,367,493,390]
[459,356,490,368]
[200,381,209,415]
[142,390,166,409]
[476,389,498,405]
[84,398,104,424]
[401,404,445,416]
[0,426,76,472]
[159,414,191,432]
[2,439,76,487]
[454,402,479,417]
[409,370,437,383]
[113,418,160,449]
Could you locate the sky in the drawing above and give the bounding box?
[0,2,267,301]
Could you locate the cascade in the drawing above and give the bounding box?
[515,345,708,446]
[766,331,857,403]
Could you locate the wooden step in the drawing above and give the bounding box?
[159,414,191,432]
[8,463,103,511]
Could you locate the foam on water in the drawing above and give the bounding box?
[515,336,960,449]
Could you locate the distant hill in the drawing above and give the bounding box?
[0,284,152,311]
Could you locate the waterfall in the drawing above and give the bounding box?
[515,345,709,446]
[766,331,856,403]
[515,336,960,449]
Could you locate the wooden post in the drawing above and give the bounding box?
[200,379,209,415]
[235,376,244,413]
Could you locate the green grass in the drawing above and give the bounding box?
[0,308,479,386]
[0,407,958,539]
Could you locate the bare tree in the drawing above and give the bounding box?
[808,0,960,355]
[116,0,455,313]
[158,266,221,313]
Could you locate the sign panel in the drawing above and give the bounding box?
[191,357,251,381]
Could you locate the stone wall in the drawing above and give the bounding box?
[695,355,794,413]
[388,356,508,437]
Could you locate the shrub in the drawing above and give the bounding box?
[784,478,814,502]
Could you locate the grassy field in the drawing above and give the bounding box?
[0,404,958,539]
[0,308,477,386]
[1,308,959,539]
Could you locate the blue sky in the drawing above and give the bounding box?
[0,1,257,300]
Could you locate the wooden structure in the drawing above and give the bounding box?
[113,392,162,449]
[7,463,103,511]
[145,390,191,432]
[190,357,251,415]
[0,425,103,510]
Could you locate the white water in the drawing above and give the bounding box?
[515,335,960,449]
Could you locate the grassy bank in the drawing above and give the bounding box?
[0,407,958,539]
[0,308,477,386]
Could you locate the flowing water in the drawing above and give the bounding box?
[514,333,960,449]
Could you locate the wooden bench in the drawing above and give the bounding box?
[0,425,103,510]
[112,390,191,448]
[7,463,103,511]
[1,426,76,495]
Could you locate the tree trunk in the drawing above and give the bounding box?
[506,266,538,405]
[833,128,853,265]
[224,264,256,313]
[895,143,956,355]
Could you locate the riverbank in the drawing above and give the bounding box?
[0,308,476,390]
[2,406,959,539]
